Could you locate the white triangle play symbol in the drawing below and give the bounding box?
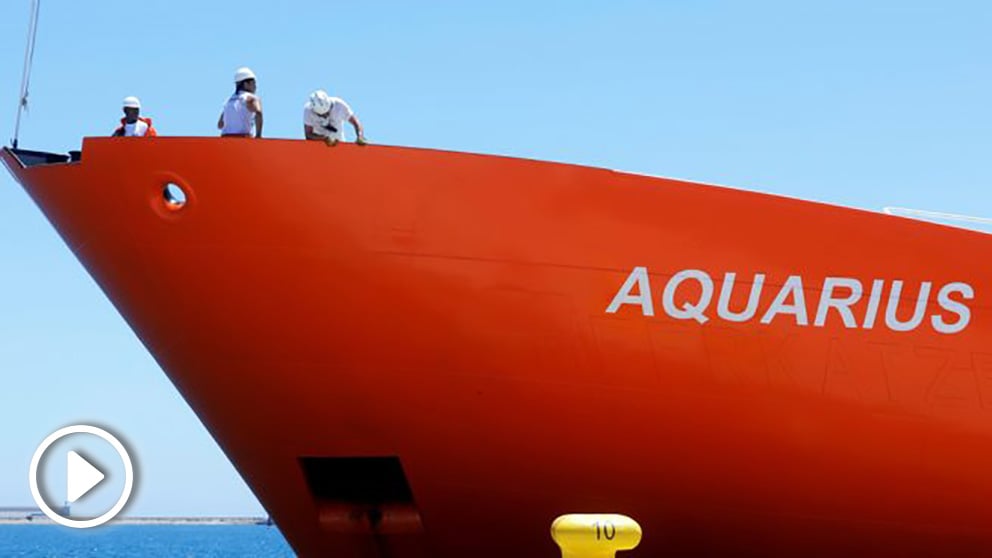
[67,450,105,504]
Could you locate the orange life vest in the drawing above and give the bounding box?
[113,117,158,137]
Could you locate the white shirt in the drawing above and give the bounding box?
[222,91,257,136]
[123,120,150,137]
[303,97,354,141]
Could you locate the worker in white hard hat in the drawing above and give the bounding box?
[303,89,366,146]
[112,96,158,137]
[218,67,263,138]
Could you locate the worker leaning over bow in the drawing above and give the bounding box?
[112,97,157,137]
[218,67,263,138]
[303,89,366,146]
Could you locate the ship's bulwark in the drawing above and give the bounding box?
[3,138,992,557]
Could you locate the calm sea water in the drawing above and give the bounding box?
[0,524,295,557]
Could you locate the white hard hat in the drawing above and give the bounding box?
[234,67,256,83]
[122,96,141,109]
[308,90,332,116]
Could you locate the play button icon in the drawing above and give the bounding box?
[29,425,135,528]
[67,450,106,503]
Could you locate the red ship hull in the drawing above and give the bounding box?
[4,138,992,557]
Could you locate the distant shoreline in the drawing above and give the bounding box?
[0,516,271,526]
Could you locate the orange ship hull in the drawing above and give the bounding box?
[4,138,992,557]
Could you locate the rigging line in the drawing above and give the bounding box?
[12,0,41,149]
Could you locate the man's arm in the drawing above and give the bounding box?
[249,95,263,138]
[217,113,224,131]
[349,115,366,145]
[303,125,324,141]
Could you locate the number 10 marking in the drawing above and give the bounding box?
[594,520,616,541]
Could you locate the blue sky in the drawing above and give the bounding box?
[0,1,989,517]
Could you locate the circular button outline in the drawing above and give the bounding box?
[29,425,135,528]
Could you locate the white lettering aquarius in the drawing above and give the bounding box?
[885,281,931,332]
[717,273,765,322]
[605,266,655,316]
[662,270,714,324]
[760,276,808,326]
[606,267,974,335]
